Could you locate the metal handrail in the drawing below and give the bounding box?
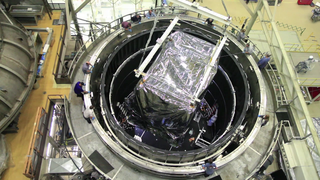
[52,21,66,76]
[23,107,47,179]
[265,62,287,107]
[227,23,286,107]
[68,7,223,77]
[67,7,199,78]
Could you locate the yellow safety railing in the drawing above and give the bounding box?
[298,78,320,86]
[283,42,320,52]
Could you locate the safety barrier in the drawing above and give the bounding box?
[23,107,47,179]
[23,95,65,179]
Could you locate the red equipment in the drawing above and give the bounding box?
[308,87,320,101]
[297,0,313,5]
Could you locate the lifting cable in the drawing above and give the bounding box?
[139,10,162,66]
[221,0,230,18]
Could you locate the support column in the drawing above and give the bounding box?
[66,0,84,46]
[245,0,263,35]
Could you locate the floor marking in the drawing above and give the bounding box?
[78,131,93,140]
[113,164,124,178]
[249,146,262,156]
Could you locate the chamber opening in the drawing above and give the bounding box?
[109,50,236,150]
[97,27,250,161]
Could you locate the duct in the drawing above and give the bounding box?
[26,27,53,46]
[26,27,53,76]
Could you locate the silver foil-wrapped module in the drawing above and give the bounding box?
[124,31,218,146]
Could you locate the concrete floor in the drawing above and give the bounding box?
[1,0,320,180]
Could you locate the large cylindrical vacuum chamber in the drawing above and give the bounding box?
[0,10,37,132]
[68,16,267,178]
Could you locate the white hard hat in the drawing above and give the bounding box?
[309,56,314,59]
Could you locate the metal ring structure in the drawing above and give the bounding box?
[70,15,267,178]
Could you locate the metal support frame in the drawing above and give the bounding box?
[0,96,12,108]
[310,93,320,103]
[135,17,180,78]
[41,0,53,20]
[169,0,231,25]
[194,35,228,99]
[245,0,263,35]
[75,0,91,14]
[239,0,253,17]
[0,8,13,25]
[195,128,210,148]
[247,0,320,167]
[89,22,96,41]
[135,0,231,90]
[0,64,27,84]
[66,0,84,47]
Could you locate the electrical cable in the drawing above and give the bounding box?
[139,10,162,66]
[221,0,230,18]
